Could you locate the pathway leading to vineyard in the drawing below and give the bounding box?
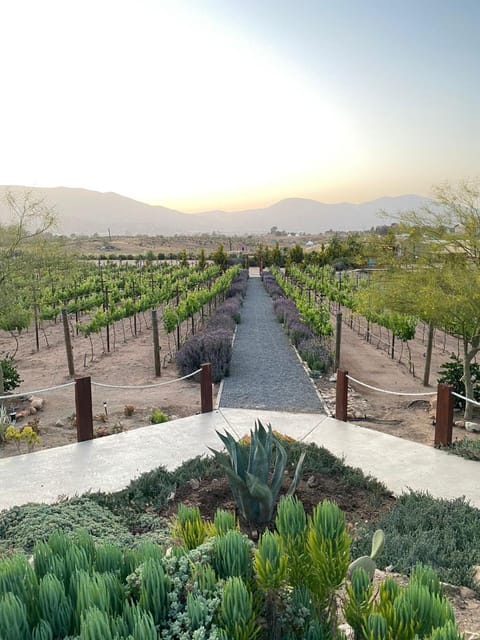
[218,276,325,413]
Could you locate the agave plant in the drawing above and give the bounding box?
[210,421,306,529]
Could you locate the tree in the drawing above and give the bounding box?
[0,189,56,286]
[0,190,61,355]
[211,243,228,270]
[197,248,207,270]
[361,180,480,418]
[287,243,304,265]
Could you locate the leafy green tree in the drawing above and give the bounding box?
[211,243,228,270]
[197,248,207,270]
[271,242,283,266]
[287,243,304,265]
[362,180,480,418]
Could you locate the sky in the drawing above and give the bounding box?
[0,0,479,213]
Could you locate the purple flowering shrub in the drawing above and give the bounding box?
[176,271,247,382]
[264,270,333,374]
[226,270,248,299]
[176,329,232,383]
[262,272,285,298]
[288,320,314,347]
[298,337,333,374]
[273,298,298,325]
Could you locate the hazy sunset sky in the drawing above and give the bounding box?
[1,0,478,212]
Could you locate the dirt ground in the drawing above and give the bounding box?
[317,311,480,448]
[0,312,219,458]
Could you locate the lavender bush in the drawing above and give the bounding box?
[298,337,333,374]
[176,271,247,383]
[264,271,333,375]
[176,329,232,383]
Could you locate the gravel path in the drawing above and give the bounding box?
[219,276,324,413]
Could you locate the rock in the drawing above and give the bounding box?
[465,421,480,433]
[338,623,354,639]
[306,475,317,488]
[455,419,466,428]
[55,419,65,428]
[29,396,45,411]
[473,565,480,587]
[188,478,200,490]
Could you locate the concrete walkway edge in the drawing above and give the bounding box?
[1,409,478,512]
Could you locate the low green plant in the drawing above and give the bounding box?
[0,405,12,442]
[444,437,480,461]
[172,504,209,550]
[0,501,465,640]
[438,354,480,409]
[213,529,253,582]
[0,498,133,553]
[348,529,385,579]
[150,408,168,424]
[0,356,22,392]
[219,576,261,640]
[209,421,306,529]
[352,491,480,593]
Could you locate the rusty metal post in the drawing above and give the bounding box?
[435,383,453,446]
[75,376,94,441]
[200,363,213,413]
[335,369,349,422]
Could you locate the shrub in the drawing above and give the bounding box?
[352,491,480,592]
[0,498,133,553]
[177,329,232,383]
[209,421,305,529]
[297,336,333,374]
[150,408,168,424]
[0,356,22,392]
[213,297,242,324]
[438,354,480,409]
[288,319,314,347]
[445,437,480,461]
[262,272,285,299]
[273,297,297,324]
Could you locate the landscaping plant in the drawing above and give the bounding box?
[209,421,306,530]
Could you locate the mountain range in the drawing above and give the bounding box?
[0,186,428,236]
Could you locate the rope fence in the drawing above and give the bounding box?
[452,392,480,408]
[0,364,214,443]
[345,374,436,397]
[336,369,464,447]
[0,381,75,402]
[91,369,202,390]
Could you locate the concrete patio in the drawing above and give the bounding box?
[0,408,478,511]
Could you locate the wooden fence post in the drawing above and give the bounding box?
[335,369,348,422]
[334,312,342,371]
[62,309,75,378]
[200,363,213,413]
[75,376,94,442]
[151,309,161,377]
[435,383,453,446]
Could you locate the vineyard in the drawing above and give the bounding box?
[1,260,240,363]
[0,260,244,456]
[281,263,465,384]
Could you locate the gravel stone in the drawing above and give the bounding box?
[219,277,324,413]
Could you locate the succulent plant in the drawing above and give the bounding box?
[348,528,385,579]
[210,421,306,529]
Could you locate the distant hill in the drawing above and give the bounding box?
[0,186,429,235]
